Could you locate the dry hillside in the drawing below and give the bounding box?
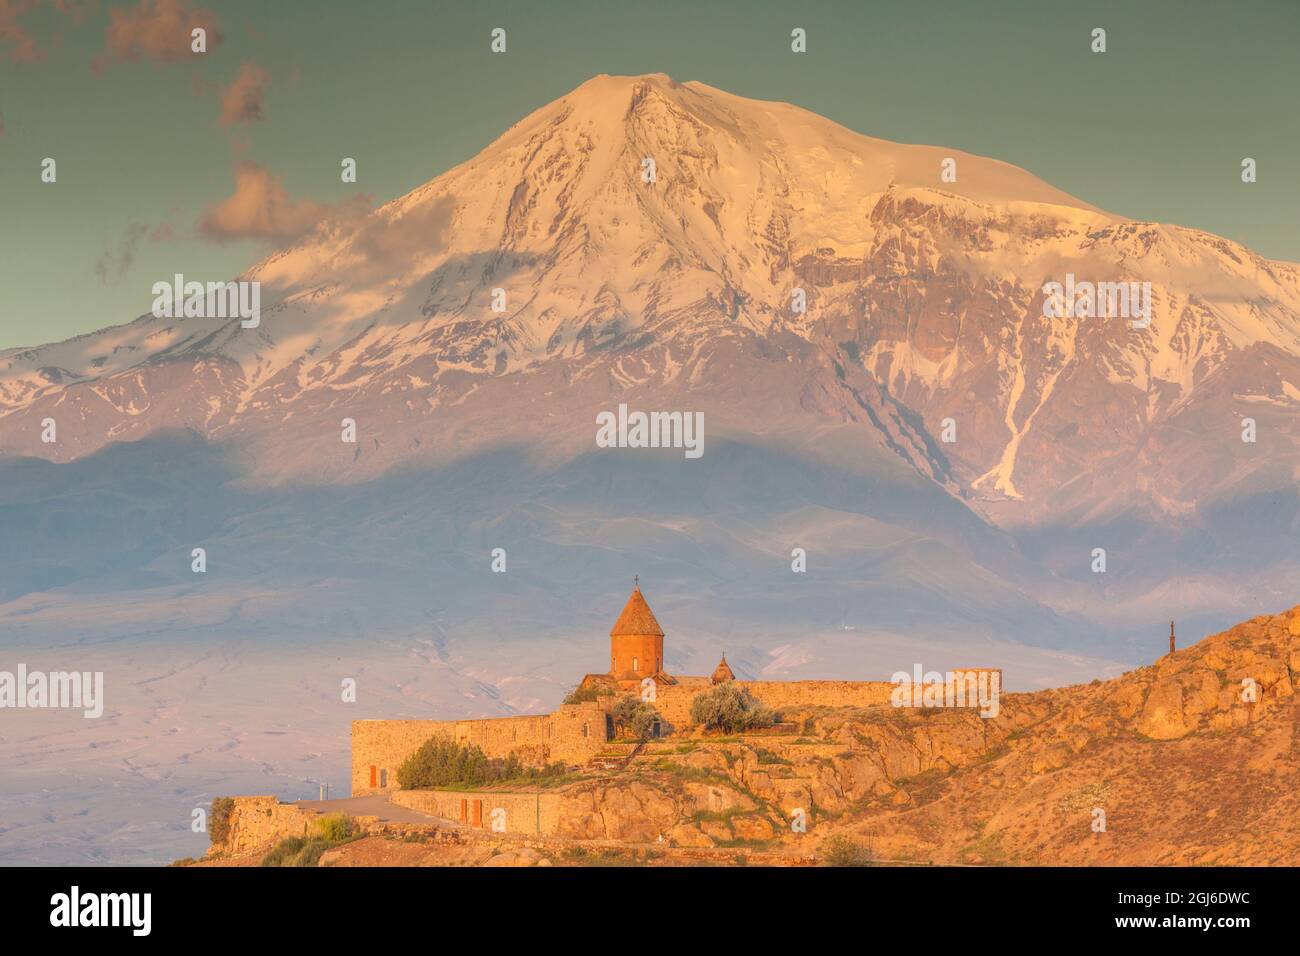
[201,604,1299,867]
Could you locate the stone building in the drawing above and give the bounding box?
[352,582,1000,795]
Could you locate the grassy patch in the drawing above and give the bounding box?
[260,817,361,867]
[820,834,874,866]
[753,747,792,766]
[714,837,775,851]
[959,827,1009,865]
[261,836,330,867]
[650,759,732,787]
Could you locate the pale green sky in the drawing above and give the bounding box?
[2,0,1297,350]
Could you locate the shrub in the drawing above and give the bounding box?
[398,736,569,789]
[821,834,873,867]
[314,813,354,842]
[754,746,792,765]
[563,684,614,705]
[398,736,494,789]
[260,836,306,867]
[260,834,344,868]
[208,797,236,846]
[690,684,776,734]
[290,838,333,867]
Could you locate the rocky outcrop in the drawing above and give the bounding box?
[213,796,317,856]
[551,605,1300,862]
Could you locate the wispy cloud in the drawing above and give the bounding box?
[92,221,148,285]
[0,0,92,65]
[91,220,176,285]
[198,160,371,243]
[218,60,269,125]
[92,0,221,73]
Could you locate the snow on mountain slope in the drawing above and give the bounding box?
[1,73,1298,526]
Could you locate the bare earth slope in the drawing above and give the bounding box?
[822,603,1300,865]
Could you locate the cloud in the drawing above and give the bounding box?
[0,0,91,64]
[351,196,456,268]
[92,0,221,73]
[0,0,43,63]
[218,60,268,126]
[198,160,371,243]
[93,221,149,285]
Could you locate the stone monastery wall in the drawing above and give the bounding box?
[352,701,609,795]
[740,679,898,712]
[653,679,898,729]
[353,671,1003,793]
[390,788,563,835]
[349,580,1006,795]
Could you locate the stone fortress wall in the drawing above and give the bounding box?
[652,673,999,730]
[390,788,564,835]
[352,700,610,795]
[353,670,1002,795]
[350,585,1004,796]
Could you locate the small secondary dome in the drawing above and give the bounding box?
[711,654,735,684]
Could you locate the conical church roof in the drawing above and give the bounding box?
[711,654,735,683]
[610,585,664,637]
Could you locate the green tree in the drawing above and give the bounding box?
[689,683,776,733]
[611,695,663,741]
[396,736,570,789]
[397,736,493,789]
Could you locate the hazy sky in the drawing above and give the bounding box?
[2,0,1296,350]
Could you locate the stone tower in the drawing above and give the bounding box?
[609,582,664,681]
[1169,621,1176,656]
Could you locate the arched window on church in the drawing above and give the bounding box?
[633,656,639,673]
